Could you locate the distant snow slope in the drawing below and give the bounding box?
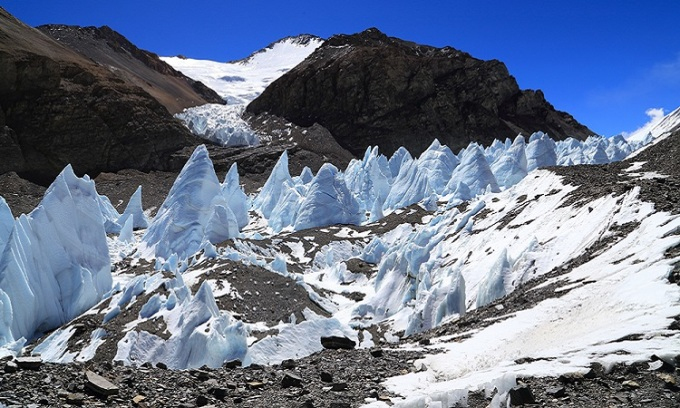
[625,106,680,142]
[162,35,323,104]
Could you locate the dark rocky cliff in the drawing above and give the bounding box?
[246,28,594,157]
[0,8,199,184]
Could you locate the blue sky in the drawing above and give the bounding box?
[4,0,679,136]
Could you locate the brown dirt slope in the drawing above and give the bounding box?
[37,24,225,114]
[0,7,200,185]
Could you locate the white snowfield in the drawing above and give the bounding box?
[0,116,678,406]
[164,36,323,147]
[162,36,323,105]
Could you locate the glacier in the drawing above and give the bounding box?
[164,36,323,146]
[0,129,662,376]
[175,104,260,147]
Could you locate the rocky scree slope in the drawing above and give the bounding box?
[0,8,199,185]
[38,24,225,114]
[246,28,594,157]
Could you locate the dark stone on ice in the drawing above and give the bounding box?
[224,359,242,369]
[508,385,535,405]
[583,368,597,379]
[589,362,606,377]
[156,362,168,370]
[651,354,676,372]
[282,371,303,388]
[370,348,384,358]
[321,336,356,350]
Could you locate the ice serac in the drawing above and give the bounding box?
[388,146,413,178]
[526,132,557,171]
[344,147,392,213]
[97,194,123,234]
[0,198,13,254]
[445,143,500,196]
[115,281,247,369]
[0,165,112,346]
[476,249,511,308]
[491,135,528,188]
[294,164,363,231]
[221,163,250,230]
[140,145,240,261]
[252,150,294,218]
[418,139,459,194]
[118,186,148,230]
[384,159,433,211]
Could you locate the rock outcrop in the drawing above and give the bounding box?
[246,28,594,157]
[0,8,201,184]
[38,24,225,114]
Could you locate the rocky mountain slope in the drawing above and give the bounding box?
[0,8,200,185]
[37,24,225,114]
[246,28,594,157]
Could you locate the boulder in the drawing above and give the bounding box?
[320,336,356,350]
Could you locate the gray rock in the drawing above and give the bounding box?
[330,383,348,391]
[508,385,535,405]
[281,371,303,388]
[4,360,18,373]
[546,386,566,398]
[320,371,333,383]
[15,357,42,370]
[196,395,210,406]
[65,393,85,406]
[280,359,297,369]
[84,370,119,397]
[224,359,242,369]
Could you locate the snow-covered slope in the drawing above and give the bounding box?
[625,106,680,143]
[162,35,323,105]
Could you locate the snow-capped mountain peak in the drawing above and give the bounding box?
[161,35,323,104]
